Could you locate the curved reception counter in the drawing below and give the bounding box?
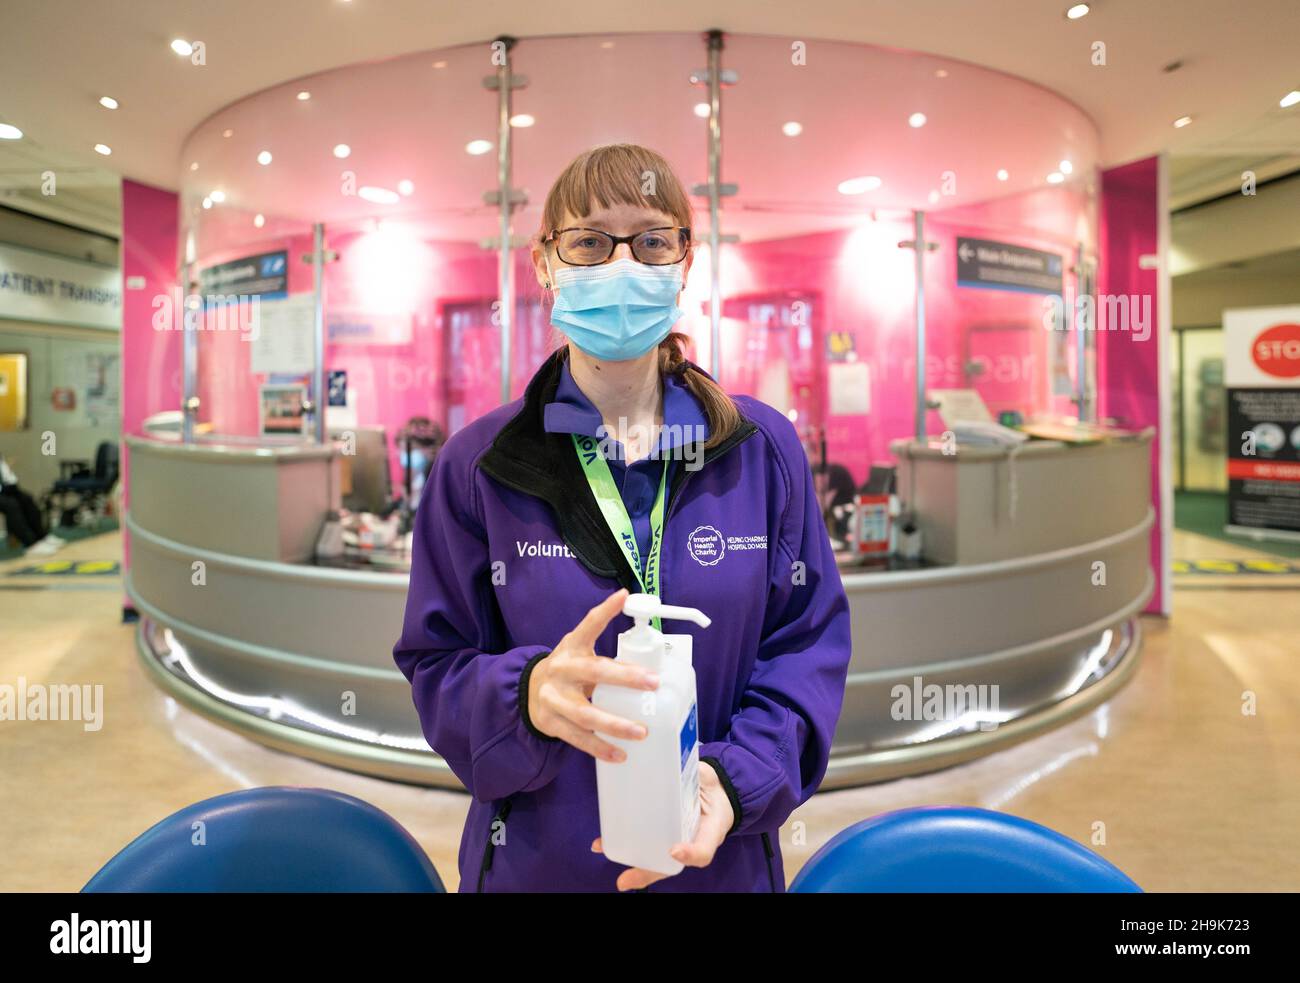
[125,431,1154,790]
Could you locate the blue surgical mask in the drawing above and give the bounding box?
[548,256,684,361]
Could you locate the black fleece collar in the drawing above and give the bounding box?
[477,349,758,589]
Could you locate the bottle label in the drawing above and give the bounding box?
[679,703,700,843]
[679,702,698,769]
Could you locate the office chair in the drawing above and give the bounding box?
[82,786,446,893]
[789,806,1142,893]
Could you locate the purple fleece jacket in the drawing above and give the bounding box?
[393,351,851,891]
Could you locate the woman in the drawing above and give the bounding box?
[393,144,852,892]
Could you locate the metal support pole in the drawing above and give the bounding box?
[913,211,927,441]
[706,29,724,380]
[495,37,517,405]
[1077,248,1097,422]
[180,265,197,443]
[310,221,326,444]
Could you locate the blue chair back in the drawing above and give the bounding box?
[790,806,1141,893]
[83,786,445,892]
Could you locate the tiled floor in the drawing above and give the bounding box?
[1,528,1297,891]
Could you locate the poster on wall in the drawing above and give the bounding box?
[259,383,307,436]
[1223,305,1300,540]
[250,294,315,375]
[53,351,120,426]
[83,352,120,426]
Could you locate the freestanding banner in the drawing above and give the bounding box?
[1223,305,1300,541]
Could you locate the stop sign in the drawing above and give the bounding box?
[1251,322,1300,379]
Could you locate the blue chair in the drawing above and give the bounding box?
[83,787,445,892]
[790,806,1142,893]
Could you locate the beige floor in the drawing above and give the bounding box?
[1,528,1297,892]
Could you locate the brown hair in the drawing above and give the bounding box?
[538,143,740,449]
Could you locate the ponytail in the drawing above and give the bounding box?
[657,332,740,449]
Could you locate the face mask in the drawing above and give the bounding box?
[547,256,684,361]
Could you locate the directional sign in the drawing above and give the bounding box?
[956,237,1064,296]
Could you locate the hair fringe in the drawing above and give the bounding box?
[541,145,740,449]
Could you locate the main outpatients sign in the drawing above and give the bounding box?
[1223,307,1300,537]
[1250,322,1300,379]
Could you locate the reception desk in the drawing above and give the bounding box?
[125,431,1154,789]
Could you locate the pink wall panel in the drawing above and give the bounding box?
[1098,156,1165,614]
[120,179,181,589]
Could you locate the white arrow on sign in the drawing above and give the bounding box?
[958,242,975,263]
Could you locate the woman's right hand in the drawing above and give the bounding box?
[526,588,659,762]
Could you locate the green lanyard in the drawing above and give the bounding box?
[572,433,669,628]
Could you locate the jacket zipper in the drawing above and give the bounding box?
[760,832,778,892]
[476,797,514,893]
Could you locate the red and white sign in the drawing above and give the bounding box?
[1249,322,1300,379]
[1226,306,1300,389]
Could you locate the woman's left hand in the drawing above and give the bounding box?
[591,760,735,891]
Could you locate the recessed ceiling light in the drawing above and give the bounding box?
[601,41,616,49]
[838,175,883,195]
[93,143,111,156]
[189,161,199,171]
[466,139,493,155]
[296,91,311,101]
[359,186,400,205]
[431,61,447,69]
[782,121,803,137]
[935,69,948,78]
[397,179,415,196]
[1173,115,1193,128]
[209,189,226,203]
[257,151,272,166]
[222,129,233,138]
[170,39,194,57]
[202,197,213,209]
[1047,171,1065,184]
[694,103,711,118]
[1059,159,1073,174]
[0,123,22,140]
[333,143,351,158]
[908,112,928,128]
[1281,90,1300,109]
[996,168,1009,181]
[99,96,119,110]
[253,214,265,228]
[1065,3,1090,19]
[509,113,535,127]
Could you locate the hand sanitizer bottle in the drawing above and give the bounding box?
[592,592,711,876]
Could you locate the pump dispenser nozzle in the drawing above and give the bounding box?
[623,592,711,628]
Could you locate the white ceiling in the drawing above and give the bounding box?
[170,33,1101,245]
[1,0,1298,237]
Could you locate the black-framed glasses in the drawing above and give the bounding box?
[545,226,690,266]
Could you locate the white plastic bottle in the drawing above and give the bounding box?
[592,592,711,875]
